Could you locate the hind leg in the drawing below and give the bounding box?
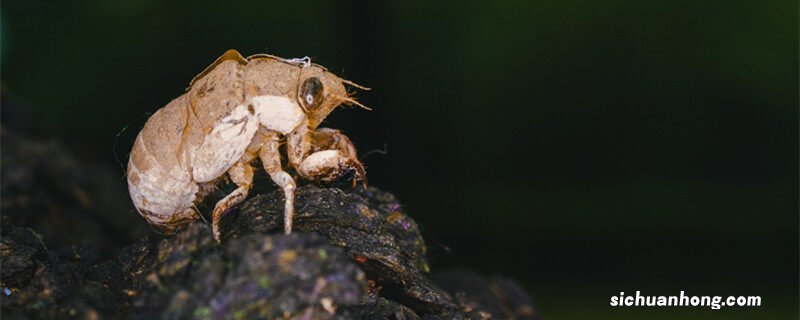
[211,160,254,241]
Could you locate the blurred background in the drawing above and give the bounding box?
[2,0,797,318]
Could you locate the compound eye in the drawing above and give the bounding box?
[300,77,324,110]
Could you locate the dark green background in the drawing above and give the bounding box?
[3,1,797,318]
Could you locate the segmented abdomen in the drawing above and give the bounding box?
[127,94,202,229]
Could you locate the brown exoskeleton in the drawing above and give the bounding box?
[126,49,369,241]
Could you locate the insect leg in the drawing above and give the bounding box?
[259,130,297,234]
[211,160,254,242]
[295,150,365,182]
[311,128,359,159]
[291,128,365,183]
[286,120,312,169]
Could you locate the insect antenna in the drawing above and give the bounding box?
[339,96,372,111]
[342,78,371,91]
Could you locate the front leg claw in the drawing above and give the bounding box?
[298,150,366,183]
